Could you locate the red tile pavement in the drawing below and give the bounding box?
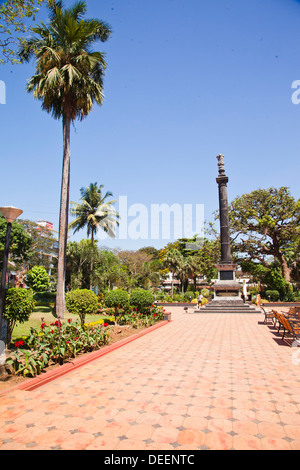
[1,307,300,450]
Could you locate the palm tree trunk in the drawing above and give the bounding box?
[90,228,94,290]
[55,115,71,319]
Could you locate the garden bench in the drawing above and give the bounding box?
[262,306,274,324]
[278,315,300,344]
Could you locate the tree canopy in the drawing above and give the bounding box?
[229,187,300,283]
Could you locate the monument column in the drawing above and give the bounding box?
[216,155,232,264]
[212,155,242,303]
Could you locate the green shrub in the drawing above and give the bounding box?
[130,289,154,312]
[184,292,193,302]
[201,288,210,298]
[66,289,98,326]
[34,291,56,306]
[26,266,51,293]
[265,290,280,301]
[4,288,36,346]
[104,289,130,317]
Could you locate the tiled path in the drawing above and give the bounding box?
[1,307,300,450]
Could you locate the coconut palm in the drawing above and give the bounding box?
[69,182,119,243]
[69,182,119,290]
[18,0,112,318]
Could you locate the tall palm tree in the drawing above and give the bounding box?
[18,0,112,318]
[69,182,119,243]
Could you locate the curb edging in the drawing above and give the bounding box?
[0,320,170,395]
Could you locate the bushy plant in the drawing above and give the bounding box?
[3,288,36,346]
[65,289,98,326]
[104,289,130,317]
[130,289,154,312]
[201,288,210,298]
[34,291,56,306]
[184,292,193,302]
[26,266,51,293]
[265,290,280,301]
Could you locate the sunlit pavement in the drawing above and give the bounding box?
[1,306,300,450]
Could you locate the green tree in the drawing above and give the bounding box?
[65,288,98,327]
[4,287,35,345]
[229,187,300,284]
[66,239,99,290]
[69,183,119,290]
[0,215,32,269]
[18,1,112,318]
[69,183,119,243]
[0,0,47,64]
[26,265,51,292]
[163,248,182,296]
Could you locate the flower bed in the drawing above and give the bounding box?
[3,305,165,381]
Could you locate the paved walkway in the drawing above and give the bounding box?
[1,307,300,450]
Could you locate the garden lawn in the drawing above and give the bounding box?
[11,306,108,342]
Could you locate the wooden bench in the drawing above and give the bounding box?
[279,316,300,344]
[261,306,274,324]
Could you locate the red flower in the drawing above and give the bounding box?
[41,323,46,330]
[153,314,157,317]
[68,318,72,323]
[104,323,109,327]
[15,340,23,349]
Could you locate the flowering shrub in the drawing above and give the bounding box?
[117,304,164,328]
[6,318,110,377]
[129,289,154,313]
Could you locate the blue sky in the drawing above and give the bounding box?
[1,0,300,250]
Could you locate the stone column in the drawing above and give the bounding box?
[216,155,232,264]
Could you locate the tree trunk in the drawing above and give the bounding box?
[90,230,94,290]
[55,115,71,319]
[281,256,292,283]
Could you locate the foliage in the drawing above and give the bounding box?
[0,0,46,64]
[6,318,110,376]
[33,291,56,305]
[241,260,290,300]
[201,288,210,298]
[129,289,154,312]
[0,215,33,265]
[3,287,36,345]
[65,289,98,326]
[6,306,164,377]
[104,289,130,316]
[18,0,112,318]
[229,187,300,283]
[117,305,164,328]
[265,290,280,301]
[26,265,51,292]
[69,182,119,242]
[17,219,58,275]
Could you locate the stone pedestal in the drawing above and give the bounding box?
[212,263,242,305]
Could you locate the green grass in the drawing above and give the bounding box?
[12,306,109,341]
